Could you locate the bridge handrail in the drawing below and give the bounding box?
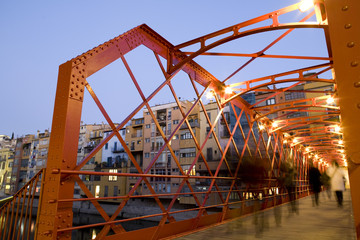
[0,168,45,240]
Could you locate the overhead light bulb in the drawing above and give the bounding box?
[272,122,278,128]
[335,125,341,132]
[326,96,335,105]
[225,86,233,94]
[206,91,214,99]
[299,0,314,12]
[338,140,343,145]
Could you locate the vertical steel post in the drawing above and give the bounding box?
[324,0,360,237]
[35,61,84,239]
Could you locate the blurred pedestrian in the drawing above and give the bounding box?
[278,162,298,214]
[326,160,346,207]
[309,162,321,206]
[320,171,331,200]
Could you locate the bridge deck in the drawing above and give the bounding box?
[175,190,356,240]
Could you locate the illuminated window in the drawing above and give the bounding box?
[182,165,196,176]
[95,185,100,198]
[109,169,118,181]
[266,98,275,105]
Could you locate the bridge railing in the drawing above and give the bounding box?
[50,157,310,239]
[0,169,45,240]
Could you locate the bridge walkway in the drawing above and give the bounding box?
[175,190,356,240]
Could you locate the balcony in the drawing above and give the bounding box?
[84,145,95,154]
[157,110,167,122]
[131,133,143,138]
[132,119,144,127]
[112,146,125,153]
[90,133,103,140]
[180,121,200,129]
[155,162,166,168]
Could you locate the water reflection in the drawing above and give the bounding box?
[1,211,158,239]
[71,212,158,239]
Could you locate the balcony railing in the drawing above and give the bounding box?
[131,133,143,138]
[155,162,166,167]
[180,121,200,129]
[90,133,103,140]
[112,147,125,153]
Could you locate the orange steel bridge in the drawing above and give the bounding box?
[1,0,360,239]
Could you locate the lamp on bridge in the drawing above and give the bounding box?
[298,0,314,12]
[225,86,233,94]
[326,96,335,105]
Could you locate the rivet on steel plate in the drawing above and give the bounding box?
[347,42,355,48]
[350,61,358,67]
[344,23,352,29]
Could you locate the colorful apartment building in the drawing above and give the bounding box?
[11,135,34,194]
[0,146,15,196]
[142,100,198,198]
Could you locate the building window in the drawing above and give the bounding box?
[145,138,150,143]
[173,106,179,110]
[206,127,214,138]
[95,185,100,198]
[105,143,108,150]
[109,169,118,181]
[168,110,172,120]
[135,119,144,124]
[266,98,276,105]
[167,153,171,163]
[145,153,150,158]
[207,148,213,161]
[146,124,150,129]
[207,112,211,121]
[180,148,196,158]
[285,92,305,100]
[104,186,108,197]
[182,165,196,176]
[180,131,193,140]
[107,157,112,166]
[136,129,142,137]
[173,120,179,125]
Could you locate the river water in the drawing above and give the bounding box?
[2,212,157,239]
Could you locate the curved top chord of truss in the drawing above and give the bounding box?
[64,0,341,167]
[33,1,360,239]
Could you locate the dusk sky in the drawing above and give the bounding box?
[0,0,328,138]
